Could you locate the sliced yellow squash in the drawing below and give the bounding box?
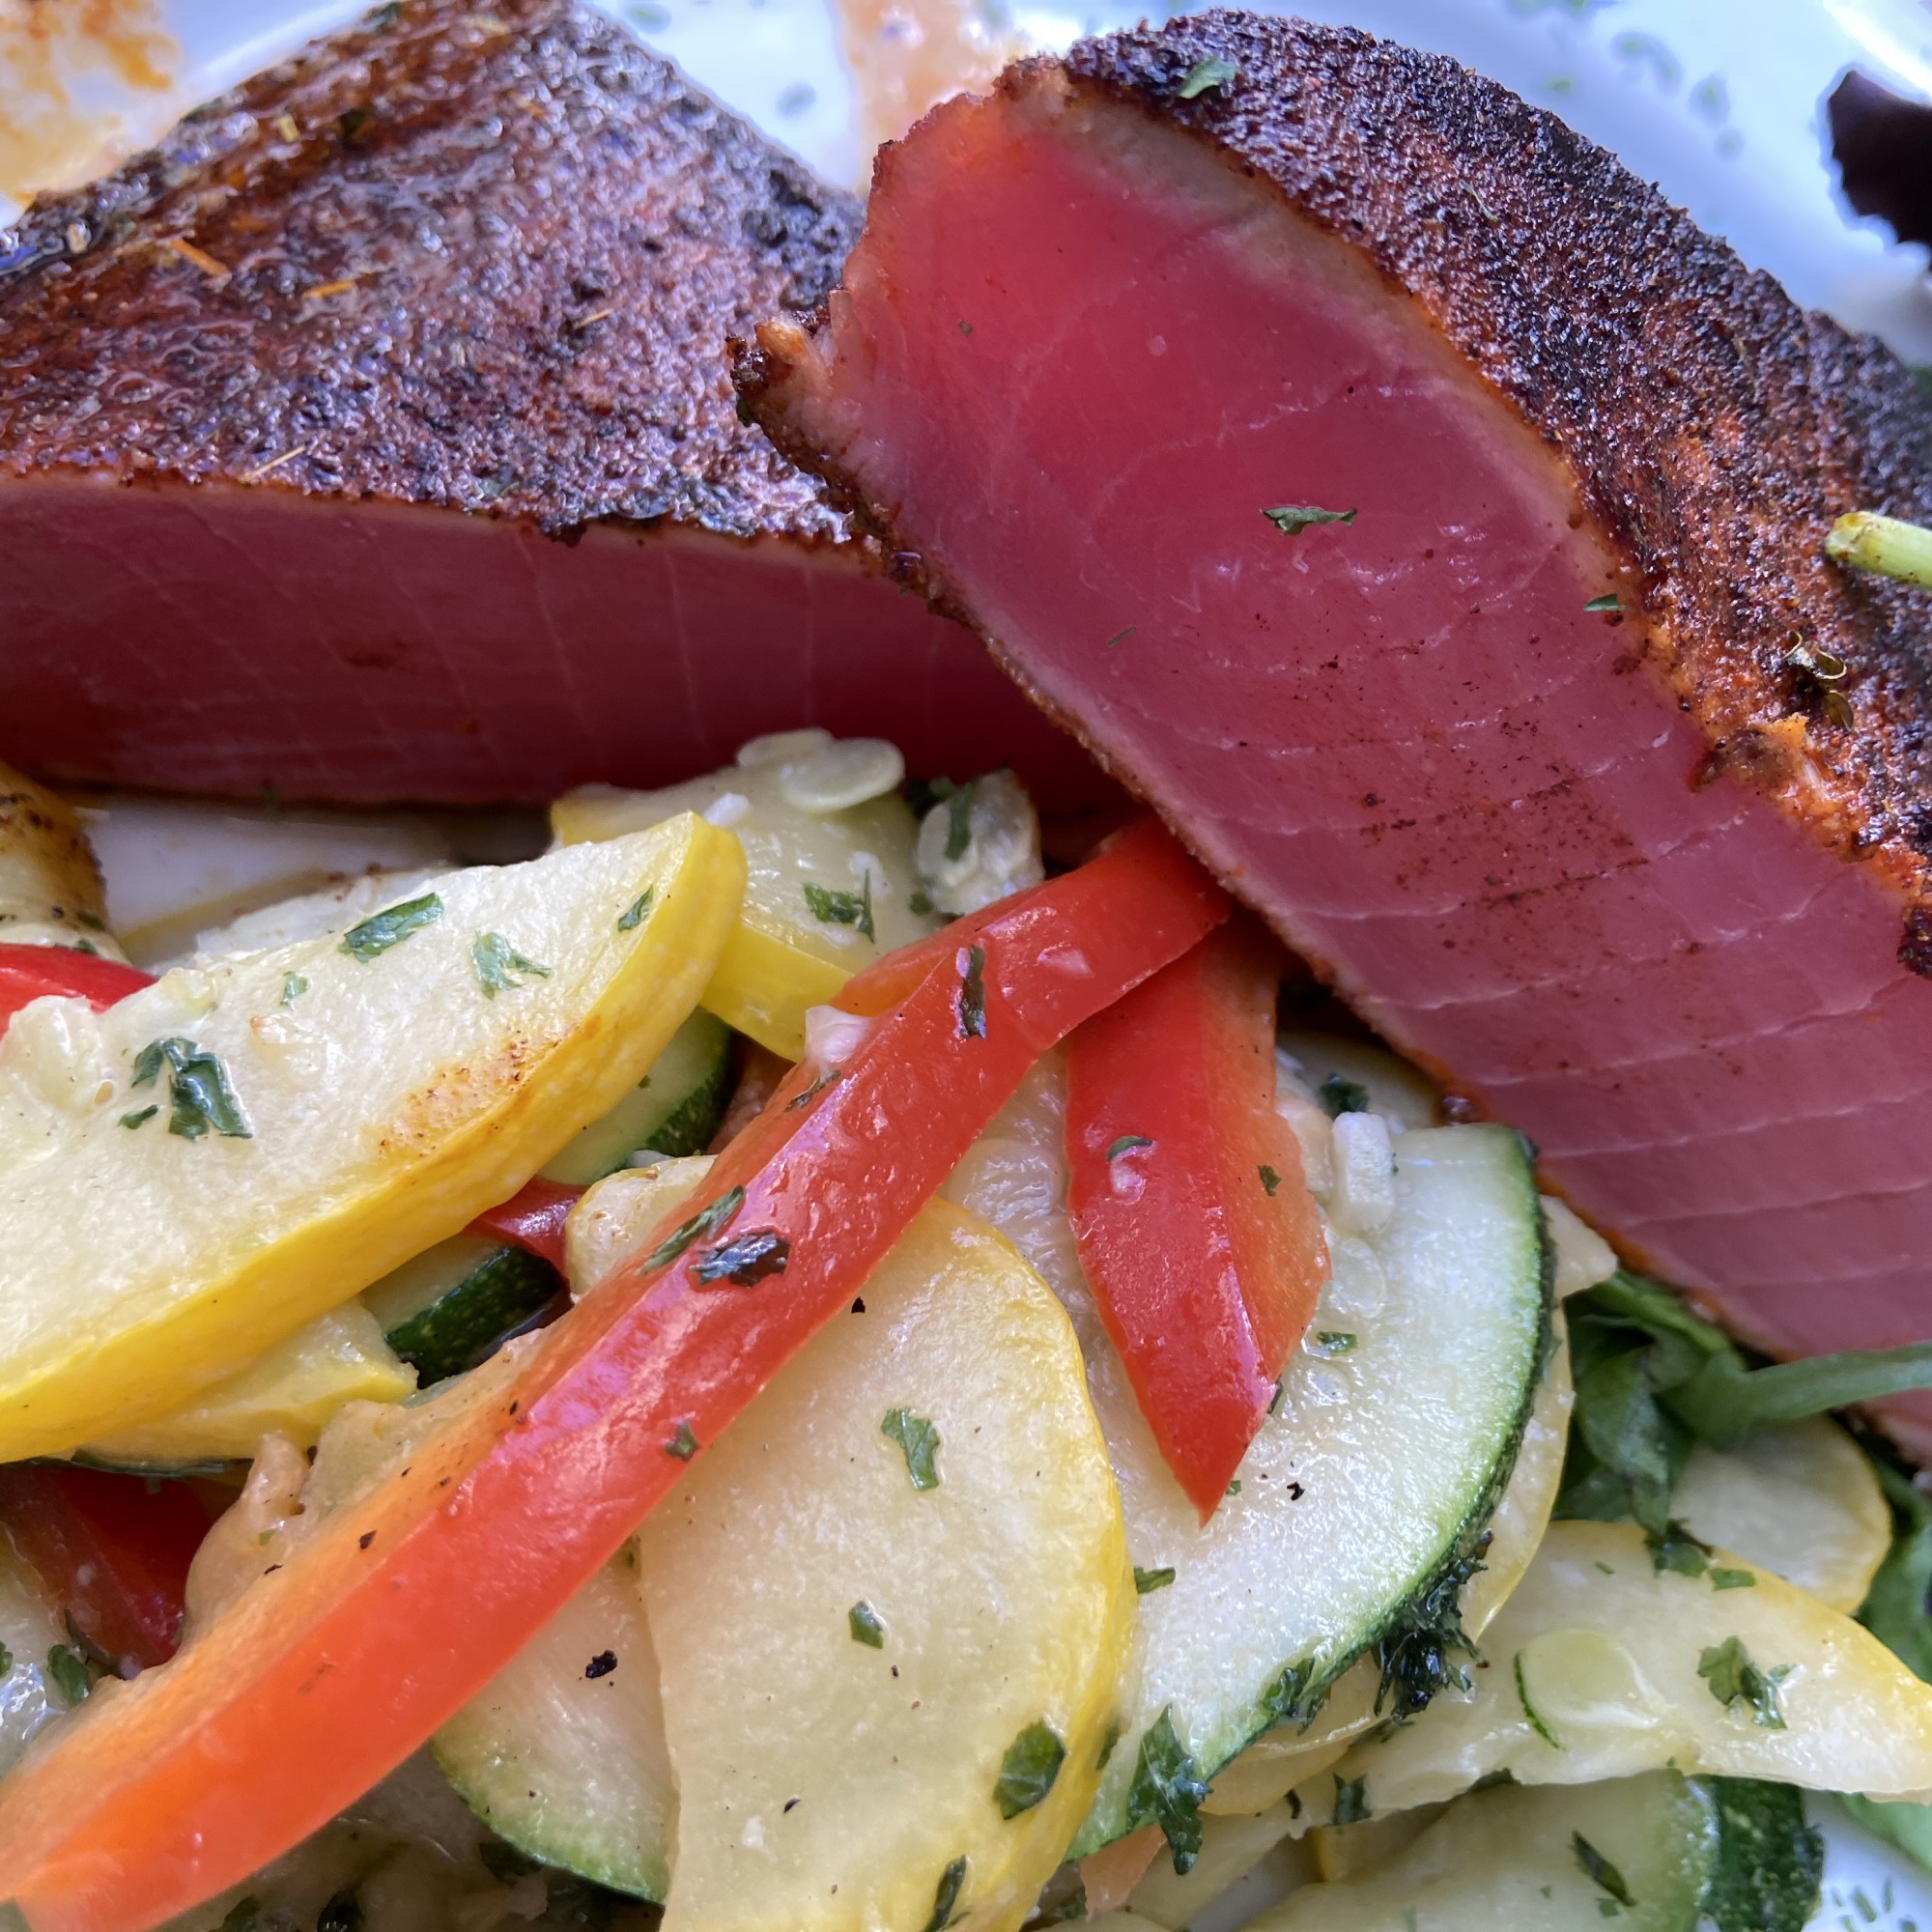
[0,816,744,1460]
[0,759,120,956]
[1299,1519,1932,1824]
[1671,1418,1890,1614]
[553,731,934,1059]
[82,1305,414,1466]
[637,1201,1133,1932]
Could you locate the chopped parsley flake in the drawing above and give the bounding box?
[1648,1522,1713,1578]
[803,877,876,943]
[0,1642,11,1677]
[1710,1567,1757,1591]
[1259,1163,1283,1195]
[665,1420,699,1461]
[340,892,442,961]
[1105,626,1138,650]
[1315,1331,1357,1354]
[943,780,978,863]
[1264,503,1357,537]
[882,1406,942,1491]
[1107,1134,1154,1161]
[471,932,551,997]
[1573,1833,1634,1907]
[957,944,987,1040]
[1134,1565,1177,1595]
[693,1228,790,1287]
[1698,1635,1790,1728]
[1584,594,1624,613]
[45,1643,92,1706]
[1319,1074,1370,1117]
[994,1720,1066,1819]
[617,889,655,931]
[787,1065,843,1111]
[280,972,308,1007]
[1177,55,1237,98]
[909,891,934,917]
[119,1105,157,1130]
[1126,1707,1209,1873]
[131,1037,251,1141]
[1515,1653,1561,1749]
[1226,1479,1242,1496]
[921,1856,969,1932]
[848,1601,886,1648]
[1333,1774,1371,1827]
[644,1186,745,1271]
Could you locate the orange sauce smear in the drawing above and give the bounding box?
[0,0,179,206]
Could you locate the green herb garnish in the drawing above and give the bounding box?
[0,1643,11,1677]
[994,1721,1066,1818]
[1314,1331,1357,1354]
[1698,1635,1790,1729]
[665,1420,699,1461]
[340,892,442,961]
[921,1857,969,1932]
[693,1229,790,1287]
[1177,55,1237,99]
[280,972,308,1008]
[215,1897,262,1932]
[1264,504,1357,537]
[1259,1163,1283,1195]
[909,892,934,917]
[1107,1134,1153,1161]
[471,932,551,997]
[131,1037,251,1140]
[1710,1567,1757,1591]
[1318,1074,1369,1117]
[1573,1833,1634,1907]
[1104,626,1137,650]
[45,1644,91,1705]
[1134,1565,1177,1595]
[1647,1521,1712,1577]
[882,1407,942,1491]
[848,1601,886,1648]
[1332,1774,1371,1826]
[119,1106,156,1130]
[1515,1653,1561,1748]
[944,780,978,863]
[1584,594,1624,613]
[957,944,987,1040]
[1126,1707,1209,1873]
[643,1186,745,1271]
[617,888,654,931]
[1226,1479,1242,1496]
[803,877,876,942]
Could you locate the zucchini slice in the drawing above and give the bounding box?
[362,1236,563,1390]
[1254,1772,1819,1932]
[539,1009,733,1184]
[940,1060,1550,1857]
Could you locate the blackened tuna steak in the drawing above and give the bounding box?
[743,14,1932,1443]
[0,0,1082,806]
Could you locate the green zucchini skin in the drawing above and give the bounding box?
[1699,1778,1823,1932]
[372,1240,563,1389]
[539,1009,733,1185]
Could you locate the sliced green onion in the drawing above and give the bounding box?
[1826,511,1932,588]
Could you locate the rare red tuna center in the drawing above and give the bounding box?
[747,69,1932,1444]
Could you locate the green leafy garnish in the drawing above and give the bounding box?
[279,972,307,1007]
[1226,1479,1242,1496]
[1698,1635,1790,1729]
[909,892,934,917]
[1134,1565,1177,1595]
[848,1601,886,1648]
[921,1857,969,1932]
[470,932,551,997]
[1126,1707,1209,1873]
[957,944,987,1040]
[1573,1833,1634,1907]
[994,1721,1066,1819]
[1374,1527,1489,1722]
[45,1644,91,1706]
[943,780,978,863]
[119,1106,156,1130]
[0,1643,12,1677]
[1264,504,1357,537]
[1710,1567,1757,1591]
[1648,1521,1713,1577]
[1258,1163,1283,1196]
[1318,1074,1369,1117]
[1107,1134,1153,1161]
[1104,626,1137,650]
[1515,1653,1561,1748]
[340,892,442,961]
[130,1037,251,1141]
[693,1229,790,1287]
[1583,594,1624,613]
[882,1407,942,1491]
[1314,1331,1357,1354]
[1177,55,1237,99]
[643,1186,745,1271]
[665,1420,698,1461]
[1858,1456,1932,1680]
[1332,1774,1371,1827]
[617,888,654,931]
[803,877,876,942]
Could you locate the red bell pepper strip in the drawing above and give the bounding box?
[0,1466,214,1672]
[0,819,1226,1932]
[0,944,153,1030]
[1065,920,1328,1519]
[469,1177,584,1270]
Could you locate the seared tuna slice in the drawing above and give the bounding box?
[743,14,1932,1442]
[0,0,1081,807]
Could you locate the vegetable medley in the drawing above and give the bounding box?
[2,735,1932,1932]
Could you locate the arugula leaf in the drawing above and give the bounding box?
[470,932,551,998]
[848,1601,886,1648]
[1697,1635,1790,1729]
[1264,504,1357,537]
[1177,55,1237,99]
[1126,1707,1210,1874]
[1859,1455,1932,1682]
[882,1407,942,1491]
[1572,1833,1634,1907]
[920,1857,968,1932]
[993,1721,1065,1819]
[340,892,442,961]
[803,877,876,943]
